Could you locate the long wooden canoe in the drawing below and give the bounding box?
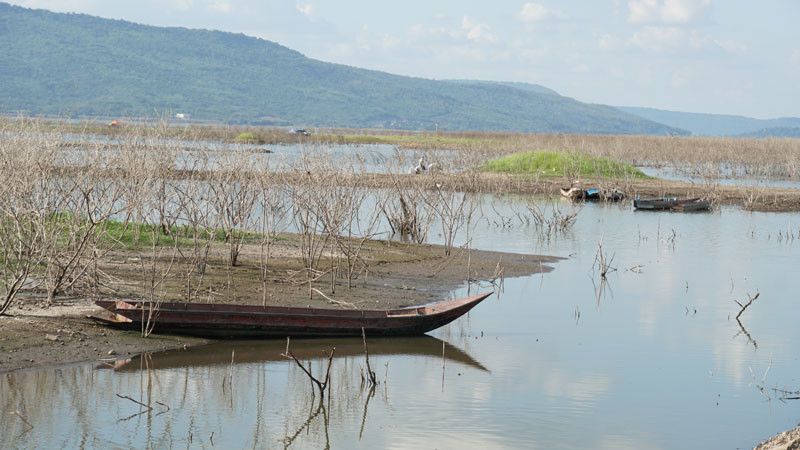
[90,292,492,338]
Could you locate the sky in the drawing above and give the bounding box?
[6,0,800,118]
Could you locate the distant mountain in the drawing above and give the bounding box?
[737,127,800,138]
[0,3,687,135]
[616,106,800,137]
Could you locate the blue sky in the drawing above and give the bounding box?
[7,0,800,118]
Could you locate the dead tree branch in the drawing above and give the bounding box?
[281,337,336,398]
[735,291,760,320]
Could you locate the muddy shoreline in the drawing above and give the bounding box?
[0,243,559,374]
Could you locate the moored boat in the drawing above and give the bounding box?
[89,292,492,338]
[585,188,624,202]
[560,187,585,200]
[670,198,712,211]
[562,187,624,202]
[633,197,711,211]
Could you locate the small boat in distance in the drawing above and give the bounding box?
[669,198,713,212]
[633,197,712,211]
[585,188,625,202]
[560,187,585,200]
[89,292,492,338]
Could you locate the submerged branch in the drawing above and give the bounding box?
[735,291,760,320]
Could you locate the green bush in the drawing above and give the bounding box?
[483,150,650,179]
[236,132,258,141]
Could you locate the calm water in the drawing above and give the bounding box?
[51,134,454,174]
[639,165,800,189]
[3,197,800,449]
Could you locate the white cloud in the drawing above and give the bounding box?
[670,67,693,88]
[408,24,458,41]
[597,33,624,52]
[791,49,800,66]
[406,17,498,44]
[518,2,567,23]
[295,1,313,17]
[599,25,745,57]
[628,0,711,25]
[209,1,229,14]
[570,63,589,73]
[461,16,497,43]
[519,48,548,61]
[169,0,195,10]
[714,39,747,57]
[629,26,685,52]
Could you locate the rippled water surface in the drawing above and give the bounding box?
[2,197,799,449]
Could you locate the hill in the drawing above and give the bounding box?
[0,2,686,134]
[737,127,800,138]
[616,106,800,137]
[445,80,560,96]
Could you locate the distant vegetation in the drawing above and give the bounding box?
[235,132,259,141]
[0,3,685,135]
[483,150,649,179]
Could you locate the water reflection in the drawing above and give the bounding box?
[43,133,459,175]
[102,336,489,373]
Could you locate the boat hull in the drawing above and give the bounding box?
[91,292,492,338]
[634,197,710,211]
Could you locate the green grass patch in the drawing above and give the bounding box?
[235,132,261,141]
[482,150,650,179]
[102,220,290,250]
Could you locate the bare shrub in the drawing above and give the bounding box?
[0,120,52,313]
[525,200,580,241]
[253,166,288,306]
[423,183,477,256]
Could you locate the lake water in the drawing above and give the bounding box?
[51,134,455,175]
[638,165,800,189]
[3,197,800,449]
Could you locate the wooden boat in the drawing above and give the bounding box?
[562,187,624,202]
[633,197,711,211]
[585,188,624,202]
[670,198,712,212]
[90,292,492,338]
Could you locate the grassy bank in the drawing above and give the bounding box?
[482,150,650,179]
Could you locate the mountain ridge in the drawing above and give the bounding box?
[0,2,686,135]
[615,106,800,137]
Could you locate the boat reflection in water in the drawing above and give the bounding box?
[99,335,489,373]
